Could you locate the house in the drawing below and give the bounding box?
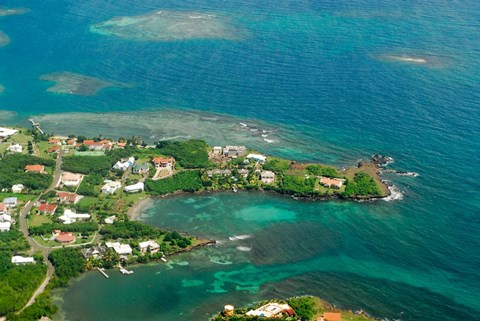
[246,153,267,163]
[66,139,77,146]
[59,209,90,224]
[48,138,61,145]
[153,157,175,169]
[0,127,18,140]
[104,215,116,224]
[0,221,11,232]
[206,169,232,177]
[25,165,45,173]
[11,184,25,193]
[55,232,76,244]
[238,169,249,178]
[116,142,127,148]
[0,213,12,223]
[125,182,144,193]
[261,171,275,184]
[132,163,150,174]
[106,242,132,255]
[56,191,82,204]
[61,172,83,187]
[113,157,135,171]
[7,144,22,153]
[11,256,35,265]
[212,146,223,155]
[223,146,246,158]
[318,312,341,321]
[3,197,17,208]
[138,240,160,254]
[47,146,60,153]
[246,303,294,318]
[101,180,122,194]
[81,245,107,259]
[77,139,112,151]
[37,203,57,215]
[319,177,344,189]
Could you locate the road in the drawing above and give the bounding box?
[17,150,64,312]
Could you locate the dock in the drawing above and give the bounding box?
[161,257,167,262]
[119,266,134,275]
[97,267,109,278]
[28,119,44,135]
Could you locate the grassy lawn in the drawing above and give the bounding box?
[314,179,345,195]
[0,143,9,154]
[77,196,99,208]
[0,192,37,202]
[36,141,55,159]
[28,214,53,227]
[10,132,33,144]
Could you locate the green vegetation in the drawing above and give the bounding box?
[306,164,340,178]
[145,170,203,195]
[342,172,381,198]
[156,139,211,168]
[62,155,113,176]
[29,222,98,236]
[278,175,316,196]
[100,221,163,239]
[7,290,58,321]
[288,297,316,320]
[0,230,30,252]
[262,158,291,173]
[77,173,103,196]
[48,248,86,287]
[0,256,47,315]
[0,154,54,191]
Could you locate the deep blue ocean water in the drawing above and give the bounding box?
[1,1,479,320]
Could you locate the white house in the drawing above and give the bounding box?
[0,213,12,222]
[113,244,132,255]
[101,180,122,194]
[113,157,135,171]
[0,221,11,232]
[138,240,160,254]
[58,209,90,224]
[261,171,276,184]
[124,182,144,193]
[104,215,116,224]
[7,144,22,153]
[3,197,17,208]
[223,146,246,158]
[212,146,223,155]
[246,153,267,163]
[0,127,18,139]
[11,256,35,265]
[11,184,25,193]
[61,172,83,187]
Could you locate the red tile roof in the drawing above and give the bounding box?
[48,146,60,153]
[153,157,174,163]
[0,203,5,212]
[38,203,57,213]
[55,232,75,243]
[25,165,45,173]
[56,192,80,203]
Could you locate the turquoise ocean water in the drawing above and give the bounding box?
[1,0,479,320]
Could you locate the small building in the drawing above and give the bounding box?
[116,142,127,148]
[223,146,246,158]
[113,244,132,256]
[77,139,112,151]
[246,153,267,163]
[55,232,76,244]
[0,213,12,222]
[138,240,160,254]
[82,245,107,260]
[48,138,61,145]
[7,144,22,153]
[212,146,223,155]
[246,303,294,318]
[101,180,122,194]
[124,182,144,193]
[37,203,58,215]
[61,172,83,187]
[11,256,35,265]
[261,170,275,184]
[104,215,116,224]
[319,177,344,189]
[319,312,341,321]
[132,163,150,174]
[0,127,18,140]
[11,184,25,193]
[113,157,135,171]
[206,169,232,177]
[0,221,11,232]
[59,209,90,224]
[3,197,17,208]
[47,146,60,153]
[153,157,175,169]
[25,165,45,173]
[56,191,82,204]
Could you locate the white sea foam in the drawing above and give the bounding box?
[383,185,404,202]
[209,256,233,265]
[263,138,274,143]
[236,246,251,252]
[229,234,252,241]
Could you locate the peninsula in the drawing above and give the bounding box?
[0,124,389,320]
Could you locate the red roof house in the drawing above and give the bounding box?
[55,232,75,243]
[37,203,57,214]
[25,165,45,173]
[56,192,81,204]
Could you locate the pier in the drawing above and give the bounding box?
[28,119,44,135]
[97,267,109,278]
[119,266,134,275]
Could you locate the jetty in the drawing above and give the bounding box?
[28,119,44,134]
[97,267,109,278]
[119,266,134,275]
